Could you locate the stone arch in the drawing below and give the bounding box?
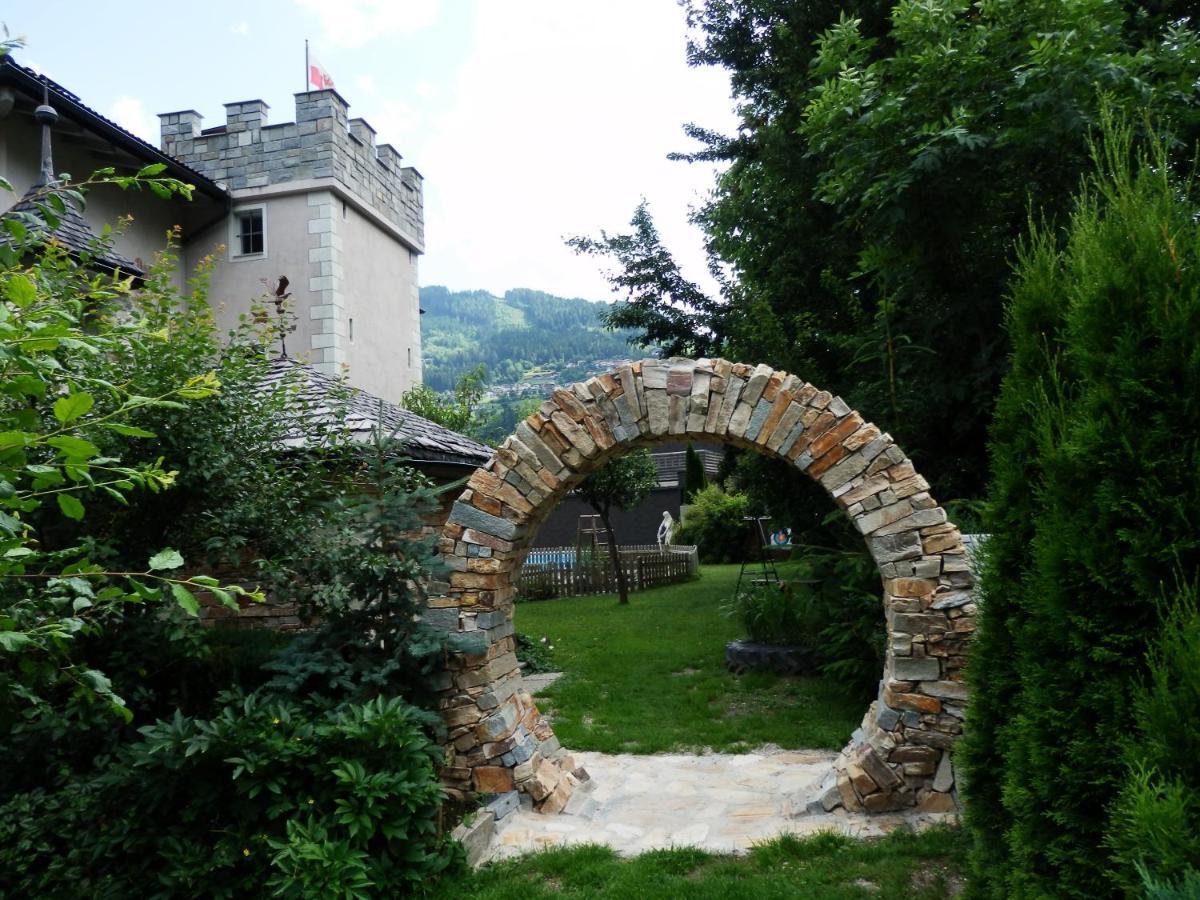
[427,359,974,815]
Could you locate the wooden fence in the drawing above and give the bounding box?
[517,545,699,600]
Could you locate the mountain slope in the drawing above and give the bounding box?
[419,286,641,393]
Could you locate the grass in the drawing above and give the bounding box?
[515,563,866,753]
[431,825,969,899]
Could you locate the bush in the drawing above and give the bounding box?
[515,631,557,673]
[725,548,884,699]
[726,581,822,647]
[960,121,1200,898]
[0,694,460,898]
[1105,585,1200,894]
[794,550,885,699]
[674,482,751,563]
[0,162,459,896]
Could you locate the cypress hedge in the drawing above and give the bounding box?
[961,123,1200,898]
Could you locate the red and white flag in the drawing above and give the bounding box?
[308,49,336,92]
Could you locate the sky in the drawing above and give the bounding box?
[5,0,738,302]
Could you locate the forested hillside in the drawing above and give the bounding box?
[419,286,641,393]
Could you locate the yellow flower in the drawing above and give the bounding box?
[242,848,251,857]
[307,798,315,805]
[272,718,281,725]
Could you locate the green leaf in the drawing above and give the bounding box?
[213,588,239,610]
[148,548,184,571]
[81,668,114,695]
[0,511,23,536]
[136,163,168,178]
[5,275,36,309]
[0,631,33,652]
[3,376,46,399]
[57,493,85,520]
[46,435,99,459]
[53,392,95,424]
[171,582,200,616]
[102,423,156,438]
[0,431,33,451]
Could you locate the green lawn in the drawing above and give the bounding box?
[433,826,968,899]
[516,563,865,753]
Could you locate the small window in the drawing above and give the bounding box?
[348,317,354,342]
[234,208,264,256]
[341,201,347,219]
[408,347,412,368]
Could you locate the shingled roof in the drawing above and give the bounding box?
[5,191,143,277]
[0,56,227,202]
[260,356,493,469]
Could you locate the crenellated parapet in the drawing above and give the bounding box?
[158,91,423,251]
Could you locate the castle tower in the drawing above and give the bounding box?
[159,90,424,400]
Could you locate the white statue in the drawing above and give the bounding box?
[657,510,676,548]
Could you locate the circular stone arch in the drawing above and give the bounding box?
[427,359,974,816]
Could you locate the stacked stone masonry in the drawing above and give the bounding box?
[159,92,423,250]
[429,359,974,814]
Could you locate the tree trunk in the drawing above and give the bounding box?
[597,507,630,605]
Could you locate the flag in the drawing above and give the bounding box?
[308,49,336,92]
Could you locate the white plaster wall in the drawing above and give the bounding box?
[339,200,422,401]
[186,193,319,360]
[1,119,194,291]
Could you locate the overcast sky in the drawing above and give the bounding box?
[6,0,737,302]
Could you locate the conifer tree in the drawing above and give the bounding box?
[962,121,1200,898]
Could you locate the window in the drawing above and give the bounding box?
[348,317,354,342]
[231,206,265,258]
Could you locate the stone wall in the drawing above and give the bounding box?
[426,359,975,816]
[159,92,423,251]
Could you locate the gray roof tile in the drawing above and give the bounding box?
[260,356,492,468]
[5,190,143,277]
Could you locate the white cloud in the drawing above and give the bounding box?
[109,96,158,143]
[356,73,377,95]
[295,0,439,49]
[413,1,735,301]
[230,21,250,37]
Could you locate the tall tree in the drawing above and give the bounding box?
[575,0,1200,509]
[575,450,658,605]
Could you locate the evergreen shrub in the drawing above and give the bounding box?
[961,122,1200,898]
[1106,585,1200,894]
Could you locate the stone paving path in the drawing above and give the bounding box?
[521,671,564,694]
[489,748,957,861]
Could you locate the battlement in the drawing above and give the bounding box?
[158,90,423,249]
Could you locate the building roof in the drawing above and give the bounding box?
[651,447,722,488]
[0,55,228,203]
[6,191,143,277]
[260,356,493,469]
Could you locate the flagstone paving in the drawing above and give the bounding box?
[487,748,958,862]
[521,671,564,694]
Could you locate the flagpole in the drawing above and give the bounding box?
[304,39,309,92]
